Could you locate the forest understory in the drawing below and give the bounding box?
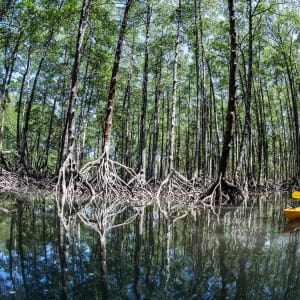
[1,163,298,208]
[1,0,299,211]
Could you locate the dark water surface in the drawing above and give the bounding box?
[0,192,299,299]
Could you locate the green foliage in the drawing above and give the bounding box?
[0,0,299,182]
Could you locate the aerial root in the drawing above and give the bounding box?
[156,168,200,211]
[79,153,136,199]
[126,171,157,203]
[198,175,245,208]
[155,169,194,223]
[0,168,54,192]
[0,168,28,190]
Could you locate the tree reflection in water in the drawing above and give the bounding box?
[78,195,144,299]
[1,192,300,299]
[56,193,77,300]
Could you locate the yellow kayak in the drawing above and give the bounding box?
[292,191,300,199]
[284,206,300,220]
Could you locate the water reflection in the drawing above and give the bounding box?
[283,219,300,233]
[55,193,77,300]
[0,192,300,299]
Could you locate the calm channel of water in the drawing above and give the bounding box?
[0,192,299,299]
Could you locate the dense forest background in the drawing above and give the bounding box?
[0,0,299,191]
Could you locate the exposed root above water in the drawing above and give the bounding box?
[79,153,135,198]
[199,175,245,207]
[155,168,201,215]
[156,168,196,199]
[0,159,297,211]
[0,168,54,192]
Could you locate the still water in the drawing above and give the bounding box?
[0,192,299,299]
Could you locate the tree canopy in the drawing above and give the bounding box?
[0,0,299,193]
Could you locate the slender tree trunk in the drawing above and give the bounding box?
[59,0,93,178]
[284,74,295,180]
[256,77,267,185]
[17,49,32,153]
[265,87,276,181]
[218,0,238,179]
[175,96,181,170]
[185,76,192,178]
[43,97,57,176]
[160,94,166,179]
[276,82,288,181]
[20,31,54,173]
[76,55,91,165]
[235,0,253,184]
[78,88,94,164]
[207,58,220,177]
[103,0,133,159]
[193,0,201,179]
[0,29,23,167]
[168,0,181,172]
[121,36,134,174]
[139,2,152,180]
[199,7,208,176]
[151,34,163,182]
[259,78,268,184]
[56,51,71,174]
[35,91,48,173]
[283,54,300,179]
[253,86,261,184]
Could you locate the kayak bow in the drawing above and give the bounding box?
[292,191,300,199]
[284,206,300,220]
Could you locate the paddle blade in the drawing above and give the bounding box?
[292,191,300,199]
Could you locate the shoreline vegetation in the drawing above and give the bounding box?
[1,1,299,207]
[1,167,298,202]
